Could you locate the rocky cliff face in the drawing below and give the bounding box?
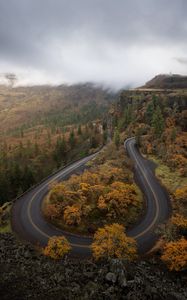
[0,233,186,300]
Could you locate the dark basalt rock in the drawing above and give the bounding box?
[0,233,186,300]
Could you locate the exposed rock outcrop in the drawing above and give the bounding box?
[0,233,186,300]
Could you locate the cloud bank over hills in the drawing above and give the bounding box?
[0,0,187,88]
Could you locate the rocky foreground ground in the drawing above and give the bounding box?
[0,233,186,300]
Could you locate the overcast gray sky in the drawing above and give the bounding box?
[0,0,187,88]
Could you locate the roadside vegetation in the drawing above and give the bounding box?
[43,236,71,260]
[43,143,143,235]
[91,223,137,261]
[110,88,187,271]
[43,224,137,262]
[0,202,12,233]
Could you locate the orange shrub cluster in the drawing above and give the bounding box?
[165,117,175,128]
[146,143,153,154]
[45,203,61,220]
[91,223,137,261]
[44,164,142,232]
[170,154,187,175]
[174,186,187,203]
[97,181,139,219]
[43,236,71,259]
[161,238,187,271]
[63,205,82,226]
[172,214,187,230]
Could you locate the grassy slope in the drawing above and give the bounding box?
[149,155,187,194]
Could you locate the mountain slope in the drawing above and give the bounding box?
[141,74,187,89]
[0,84,115,205]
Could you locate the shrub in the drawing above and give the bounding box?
[91,223,137,261]
[63,205,82,226]
[172,214,187,230]
[44,236,71,259]
[161,237,187,271]
[174,186,187,202]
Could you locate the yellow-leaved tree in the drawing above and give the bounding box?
[63,205,82,226]
[174,186,187,202]
[97,182,140,219]
[172,214,187,230]
[161,237,187,271]
[91,223,137,261]
[44,236,71,259]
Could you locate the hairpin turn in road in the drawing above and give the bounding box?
[12,137,171,256]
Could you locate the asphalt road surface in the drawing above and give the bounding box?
[12,138,171,256]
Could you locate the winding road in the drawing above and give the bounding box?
[11,137,171,256]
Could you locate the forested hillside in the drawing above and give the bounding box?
[112,89,187,180]
[0,84,115,204]
[110,88,187,271]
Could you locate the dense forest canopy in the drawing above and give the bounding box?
[0,84,115,204]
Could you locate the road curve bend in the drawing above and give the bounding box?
[125,137,171,253]
[12,138,171,256]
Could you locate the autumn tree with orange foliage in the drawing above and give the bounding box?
[171,214,187,238]
[43,236,71,259]
[44,147,142,234]
[173,186,187,216]
[91,223,137,261]
[63,205,82,226]
[44,203,60,220]
[161,238,187,271]
[172,214,187,230]
[174,186,187,203]
[97,182,140,219]
[170,154,187,175]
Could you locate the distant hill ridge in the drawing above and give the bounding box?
[141,74,187,89]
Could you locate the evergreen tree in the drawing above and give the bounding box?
[119,104,133,129]
[54,136,67,167]
[102,120,107,131]
[112,114,118,128]
[69,130,75,148]
[77,124,82,135]
[22,165,35,190]
[113,128,120,148]
[10,162,22,196]
[0,172,10,204]
[90,136,98,149]
[135,127,142,146]
[103,130,108,144]
[152,94,159,108]
[146,102,154,124]
[151,106,165,137]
